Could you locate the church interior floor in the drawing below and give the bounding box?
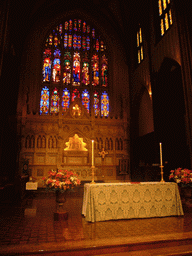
[0,189,192,256]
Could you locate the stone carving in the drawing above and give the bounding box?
[64,134,88,151]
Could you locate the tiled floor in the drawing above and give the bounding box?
[0,189,192,255]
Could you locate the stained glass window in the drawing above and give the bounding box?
[92,54,99,86]
[49,34,53,45]
[82,89,90,113]
[53,49,61,82]
[165,13,169,30]
[73,34,78,49]
[158,0,172,37]
[41,18,109,116]
[93,91,100,116]
[82,62,90,85]
[158,0,162,15]
[50,88,59,114]
[161,19,165,36]
[59,24,62,35]
[43,49,51,82]
[63,52,71,85]
[101,91,109,117]
[72,89,80,101]
[72,52,81,86]
[169,9,173,25]
[83,21,86,33]
[82,36,86,50]
[62,88,70,111]
[40,86,49,115]
[64,33,68,48]
[86,36,90,51]
[162,0,167,10]
[137,26,144,64]
[101,55,108,87]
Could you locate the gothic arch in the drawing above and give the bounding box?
[132,84,152,138]
[131,84,155,176]
[153,57,190,170]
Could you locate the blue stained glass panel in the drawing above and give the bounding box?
[50,88,59,114]
[82,89,90,113]
[101,91,109,117]
[86,36,90,50]
[40,86,49,115]
[93,91,100,116]
[62,88,70,111]
[64,33,68,48]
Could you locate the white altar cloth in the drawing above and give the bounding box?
[82,182,184,222]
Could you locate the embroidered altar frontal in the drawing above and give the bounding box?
[82,182,184,222]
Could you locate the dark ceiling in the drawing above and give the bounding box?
[5,0,148,62]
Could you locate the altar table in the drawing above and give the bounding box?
[82,182,184,222]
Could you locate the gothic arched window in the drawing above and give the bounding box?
[158,0,172,36]
[40,19,109,117]
[137,26,144,64]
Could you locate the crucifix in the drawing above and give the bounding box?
[99,147,108,160]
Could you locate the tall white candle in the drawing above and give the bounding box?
[159,142,163,166]
[92,140,94,166]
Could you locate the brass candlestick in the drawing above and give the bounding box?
[91,165,95,184]
[160,165,165,182]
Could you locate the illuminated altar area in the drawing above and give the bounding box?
[18,98,130,187]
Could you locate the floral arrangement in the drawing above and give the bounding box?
[42,169,81,192]
[169,167,192,187]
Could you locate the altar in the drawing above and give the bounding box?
[82,182,184,222]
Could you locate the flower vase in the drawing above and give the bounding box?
[54,190,68,221]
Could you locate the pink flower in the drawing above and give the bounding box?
[55,181,60,187]
[44,169,81,191]
[56,173,62,178]
[46,178,53,184]
[175,169,181,176]
[65,180,72,185]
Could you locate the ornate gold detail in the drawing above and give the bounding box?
[72,104,81,117]
[64,134,88,151]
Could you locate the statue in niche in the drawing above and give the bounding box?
[64,134,87,151]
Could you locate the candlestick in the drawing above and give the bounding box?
[159,142,165,182]
[159,142,163,167]
[91,140,95,184]
[92,140,94,166]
